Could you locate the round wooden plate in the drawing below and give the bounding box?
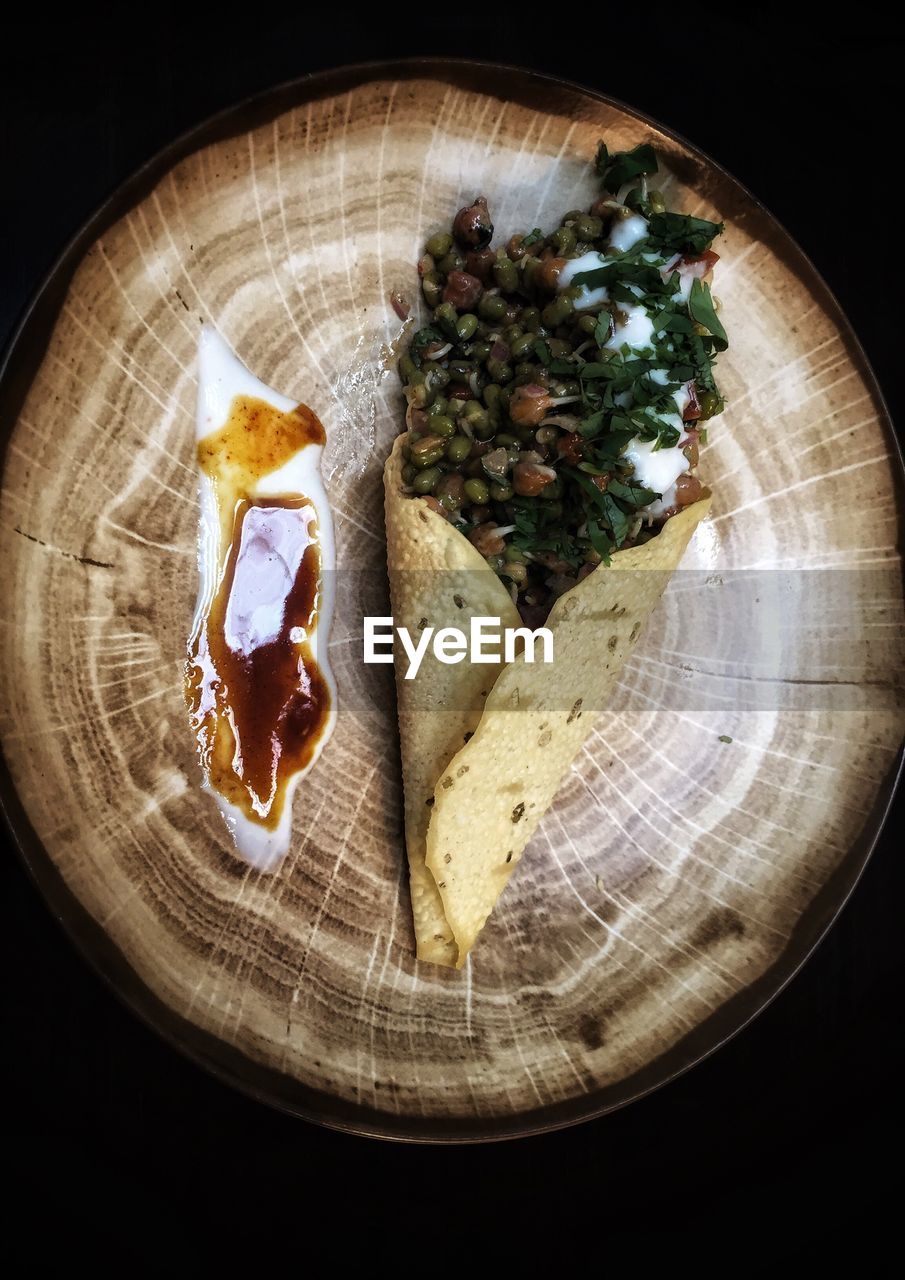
[1,61,902,1141]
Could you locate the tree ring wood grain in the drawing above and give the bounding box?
[1,60,903,1142]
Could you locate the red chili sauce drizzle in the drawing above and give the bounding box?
[185,395,330,828]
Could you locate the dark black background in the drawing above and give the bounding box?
[2,8,902,1260]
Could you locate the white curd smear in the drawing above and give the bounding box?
[191,328,337,871]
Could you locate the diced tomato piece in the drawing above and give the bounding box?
[556,431,584,465]
[678,249,720,278]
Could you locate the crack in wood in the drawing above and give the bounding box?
[14,526,114,569]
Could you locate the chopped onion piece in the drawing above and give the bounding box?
[539,414,579,429]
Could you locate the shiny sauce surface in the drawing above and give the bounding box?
[186,395,330,828]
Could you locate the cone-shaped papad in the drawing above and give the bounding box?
[386,435,710,967]
[384,436,520,965]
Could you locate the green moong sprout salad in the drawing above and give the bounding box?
[396,140,727,626]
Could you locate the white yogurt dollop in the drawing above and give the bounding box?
[607,212,648,254]
[624,436,690,495]
[558,250,611,310]
[604,304,656,354]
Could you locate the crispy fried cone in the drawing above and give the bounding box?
[384,436,521,966]
[424,498,710,965]
[386,435,710,967]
